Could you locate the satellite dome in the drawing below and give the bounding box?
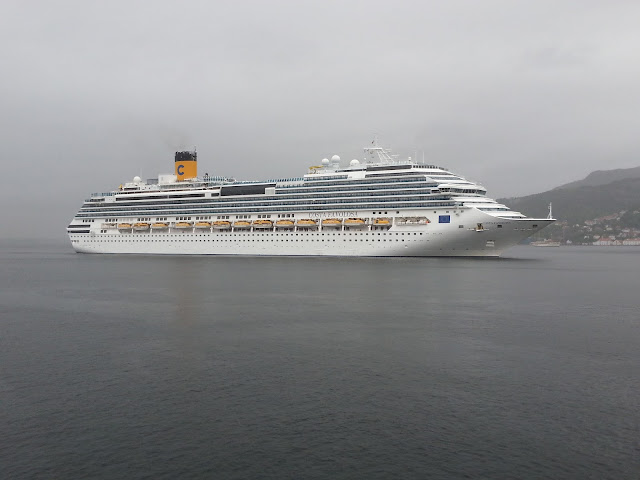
[331,155,340,162]
[350,159,360,166]
[321,158,330,166]
[133,176,142,183]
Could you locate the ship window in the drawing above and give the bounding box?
[532,224,538,228]
[459,225,464,228]
[497,225,502,228]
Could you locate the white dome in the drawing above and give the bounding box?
[350,159,360,166]
[321,158,330,166]
[133,176,142,183]
[331,155,340,162]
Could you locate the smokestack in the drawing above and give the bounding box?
[174,150,197,181]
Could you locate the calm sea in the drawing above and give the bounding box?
[1,240,639,479]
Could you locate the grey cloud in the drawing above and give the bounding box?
[1,0,639,239]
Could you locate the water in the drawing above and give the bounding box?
[1,240,639,479]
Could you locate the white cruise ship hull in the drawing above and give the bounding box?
[68,144,555,257]
[69,211,552,257]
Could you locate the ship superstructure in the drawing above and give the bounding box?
[67,142,554,256]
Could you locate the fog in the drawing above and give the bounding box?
[2,0,639,239]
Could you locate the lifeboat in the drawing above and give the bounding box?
[322,218,342,227]
[396,216,429,225]
[151,222,169,230]
[253,219,273,229]
[195,221,212,229]
[117,223,132,230]
[233,220,251,229]
[296,219,317,226]
[133,222,150,231]
[344,218,365,227]
[212,220,231,230]
[276,219,295,229]
[374,218,391,225]
[174,222,193,229]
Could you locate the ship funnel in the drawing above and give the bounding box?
[175,150,197,181]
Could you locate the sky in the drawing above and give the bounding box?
[1,0,639,239]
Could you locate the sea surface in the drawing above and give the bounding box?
[1,240,639,479]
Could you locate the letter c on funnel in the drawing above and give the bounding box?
[177,164,184,175]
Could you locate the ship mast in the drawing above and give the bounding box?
[364,135,394,164]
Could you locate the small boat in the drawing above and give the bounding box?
[296,219,317,226]
[151,222,169,230]
[174,222,193,229]
[322,218,342,227]
[233,221,251,229]
[133,222,150,231]
[195,221,212,229]
[374,218,391,225]
[344,218,365,226]
[117,223,132,230]
[396,216,429,225]
[276,219,295,229]
[212,220,231,230]
[253,219,273,229]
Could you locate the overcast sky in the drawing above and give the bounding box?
[2,0,639,239]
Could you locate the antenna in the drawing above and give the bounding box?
[547,202,553,219]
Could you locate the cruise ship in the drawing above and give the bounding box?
[67,142,554,256]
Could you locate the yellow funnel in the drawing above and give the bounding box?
[175,150,197,181]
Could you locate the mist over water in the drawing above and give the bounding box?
[1,241,639,479]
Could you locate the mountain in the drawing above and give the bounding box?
[499,169,640,224]
[553,166,640,191]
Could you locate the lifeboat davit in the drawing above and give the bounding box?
[174,222,193,229]
[344,218,365,227]
[296,219,317,227]
[253,220,273,229]
[396,217,429,225]
[133,222,150,231]
[322,218,342,228]
[276,220,295,229]
[212,221,231,230]
[233,221,251,229]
